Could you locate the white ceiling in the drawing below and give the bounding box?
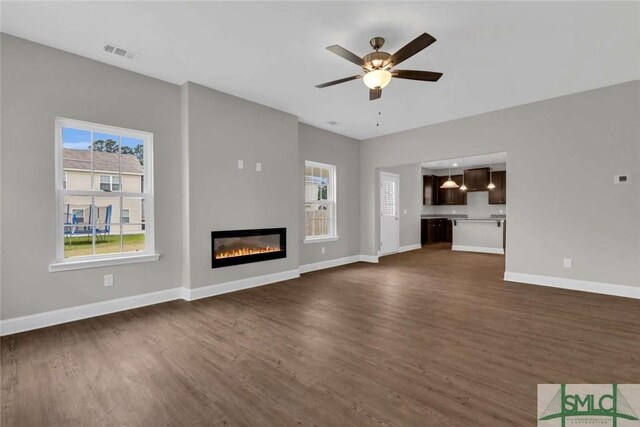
[2,2,638,140]
[421,152,507,171]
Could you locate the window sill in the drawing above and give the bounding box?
[303,236,340,244]
[49,253,160,273]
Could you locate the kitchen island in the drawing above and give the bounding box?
[451,217,505,254]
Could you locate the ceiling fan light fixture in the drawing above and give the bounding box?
[363,69,392,89]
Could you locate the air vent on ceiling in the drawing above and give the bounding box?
[104,43,140,60]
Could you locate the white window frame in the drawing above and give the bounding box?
[304,160,339,244]
[50,117,158,272]
[122,208,130,224]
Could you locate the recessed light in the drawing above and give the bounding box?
[453,163,458,167]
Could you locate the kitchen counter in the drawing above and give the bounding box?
[421,214,468,219]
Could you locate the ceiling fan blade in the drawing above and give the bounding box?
[369,88,382,101]
[315,75,363,89]
[326,45,365,68]
[392,70,443,82]
[385,33,436,67]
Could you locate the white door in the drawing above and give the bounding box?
[379,172,400,255]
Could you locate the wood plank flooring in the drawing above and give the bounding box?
[2,243,639,426]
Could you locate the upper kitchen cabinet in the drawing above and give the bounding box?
[438,175,467,205]
[488,170,506,204]
[463,168,490,191]
[423,175,442,205]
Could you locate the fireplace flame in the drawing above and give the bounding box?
[215,246,281,259]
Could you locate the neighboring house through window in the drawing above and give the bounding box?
[122,209,130,224]
[99,174,120,192]
[55,118,154,265]
[304,161,338,242]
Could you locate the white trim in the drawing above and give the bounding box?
[183,269,301,301]
[504,272,640,300]
[300,255,361,274]
[359,254,379,263]
[303,235,340,244]
[55,117,155,263]
[452,245,504,254]
[0,287,181,336]
[49,253,160,272]
[304,160,337,240]
[379,171,401,256]
[399,243,421,253]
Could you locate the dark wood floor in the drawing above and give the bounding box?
[2,244,639,426]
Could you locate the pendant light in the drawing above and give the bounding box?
[459,158,467,191]
[487,155,496,190]
[440,163,460,189]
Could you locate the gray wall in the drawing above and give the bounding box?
[377,163,422,249]
[0,34,183,318]
[182,82,300,288]
[298,124,361,265]
[361,81,640,287]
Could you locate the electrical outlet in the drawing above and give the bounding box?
[256,162,262,172]
[321,247,326,254]
[563,258,572,268]
[237,160,244,170]
[403,209,407,214]
[104,274,114,287]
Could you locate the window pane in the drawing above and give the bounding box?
[305,166,329,202]
[121,136,144,192]
[305,202,330,237]
[62,127,92,191]
[94,196,122,256]
[93,133,120,191]
[122,227,145,253]
[123,197,146,252]
[63,195,94,258]
[95,222,123,255]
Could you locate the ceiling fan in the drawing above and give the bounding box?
[315,33,443,101]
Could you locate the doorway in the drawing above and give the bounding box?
[379,171,400,255]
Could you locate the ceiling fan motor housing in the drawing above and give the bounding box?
[364,51,391,70]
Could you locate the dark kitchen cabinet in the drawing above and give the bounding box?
[438,175,466,205]
[421,218,452,244]
[488,170,506,204]
[463,168,490,192]
[421,219,429,244]
[423,175,439,206]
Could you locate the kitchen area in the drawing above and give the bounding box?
[421,153,506,254]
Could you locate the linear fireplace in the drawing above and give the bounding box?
[211,228,286,268]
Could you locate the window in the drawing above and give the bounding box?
[52,118,156,271]
[122,208,130,224]
[304,161,337,242]
[99,174,120,192]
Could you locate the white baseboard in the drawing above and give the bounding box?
[399,244,421,253]
[504,272,640,300]
[300,255,361,274]
[183,269,300,301]
[2,256,390,336]
[452,245,504,255]
[0,287,182,336]
[359,254,379,263]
